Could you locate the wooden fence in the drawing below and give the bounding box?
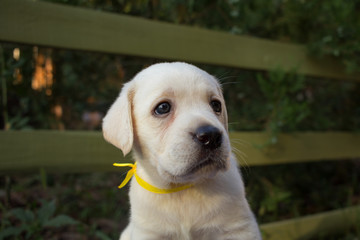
[1,0,360,239]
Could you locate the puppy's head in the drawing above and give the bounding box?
[103,62,231,184]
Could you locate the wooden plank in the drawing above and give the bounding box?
[231,131,360,166]
[260,205,360,240]
[1,131,360,173]
[0,0,358,81]
[0,130,129,173]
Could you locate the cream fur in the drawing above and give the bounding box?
[103,62,261,240]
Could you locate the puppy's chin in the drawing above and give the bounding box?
[159,154,230,184]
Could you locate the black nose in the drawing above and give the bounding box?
[194,125,222,149]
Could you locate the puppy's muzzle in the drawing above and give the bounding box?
[193,125,222,150]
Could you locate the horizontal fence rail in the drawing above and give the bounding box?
[1,131,360,173]
[261,205,360,240]
[0,0,359,81]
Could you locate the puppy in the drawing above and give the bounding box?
[103,62,261,240]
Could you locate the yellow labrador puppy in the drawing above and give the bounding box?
[103,62,261,240]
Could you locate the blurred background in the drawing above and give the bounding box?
[1,0,360,239]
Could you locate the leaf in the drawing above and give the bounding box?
[8,208,35,223]
[43,215,78,228]
[0,225,27,239]
[37,199,56,224]
[95,231,112,240]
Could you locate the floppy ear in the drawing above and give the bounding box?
[102,82,134,156]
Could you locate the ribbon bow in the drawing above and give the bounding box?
[113,162,193,194]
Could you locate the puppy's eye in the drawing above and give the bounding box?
[154,102,171,115]
[210,100,222,114]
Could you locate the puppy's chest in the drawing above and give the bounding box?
[148,191,229,229]
[172,195,217,222]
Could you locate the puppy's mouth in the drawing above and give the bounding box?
[183,155,228,177]
[160,142,231,184]
[187,158,214,174]
[161,154,229,184]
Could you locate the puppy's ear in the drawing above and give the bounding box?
[102,82,134,156]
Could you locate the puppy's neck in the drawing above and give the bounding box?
[132,153,171,190]
[131,152,241,195]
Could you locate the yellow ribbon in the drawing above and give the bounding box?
[113,162,193,194]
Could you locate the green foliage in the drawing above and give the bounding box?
[244,160,360,224]
[0,200,78,239]
[0,172,129,239]
[302,79,360,131]
[305,1,360,73]
[257,178,292,219]
[257,68,309,144]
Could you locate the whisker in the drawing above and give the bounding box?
[230,138,249,147]
[216,73,242,86]
[232,146,251,174]
[214,71,233,81]
[232,146,248,164]
[230,145,248,162]
[221,81,242,86]
[230,137,254,175]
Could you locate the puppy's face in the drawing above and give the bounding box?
[103,62,231,184]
